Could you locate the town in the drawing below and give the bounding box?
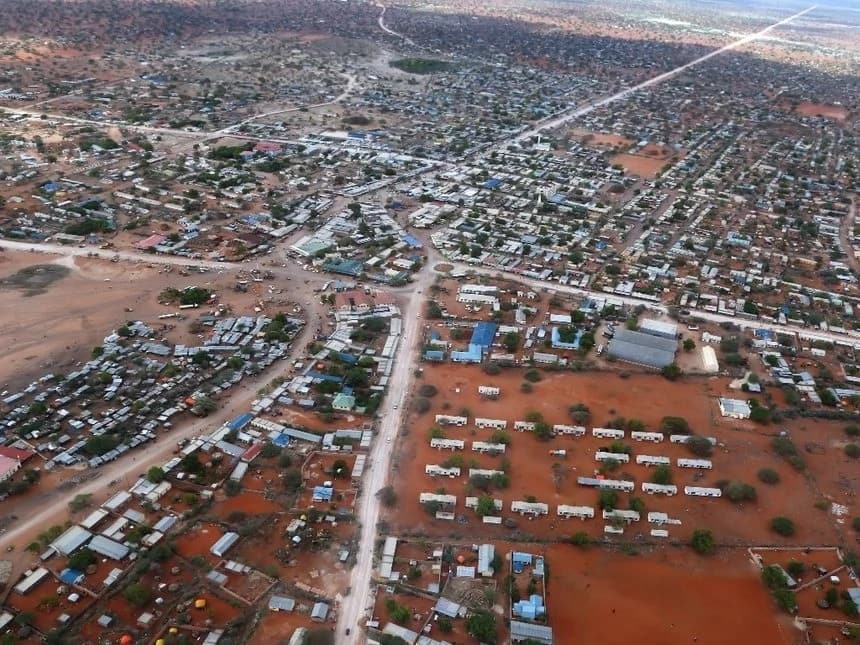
[0,0,858,643]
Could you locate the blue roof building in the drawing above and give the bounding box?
[451,344,483,363]
[471,322,498,348]
[227,412,254,432]
[312,486,334,502]
[424,349,445,362]
[551,327,583,350]
[483,178,503,189]
[402,234,423,249]
[307,371,343,383]
[59,569,84,585]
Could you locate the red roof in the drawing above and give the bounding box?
[134,234,167,250]
[0,446,33,463]
[241,442,263,463]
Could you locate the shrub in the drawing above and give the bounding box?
[852,517,860,532]
[786,560,805,578]
[757,468,780,485]
[377,486,398,508]
[524,369,542,383]
[845,425,860,437]
[418,384,438,398]
[520,382,533,393]
[651,465,673,486]
[720,480,757,503]
[690,529,715,555]
[570,532,591,548]
[414,397,431,413]
[845,444,860,459]
[224,480,242,497]
[598,489,618,510]
[660,416,690,435]
[686,435,713,457]
[771,516,795,537]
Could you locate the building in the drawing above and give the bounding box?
[210,532,239,558]
[511,620,553,645]
[311,602,330,622]
[477,544,495,577]
[50,525,93,557]
[718,397,752,419]
[607,328,677,368]
[0,456,21,482]
[638,318,678,339]
[268,595,296,612]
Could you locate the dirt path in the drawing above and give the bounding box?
[839,195,858,273]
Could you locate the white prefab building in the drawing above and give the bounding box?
[459,284,499,295]
[430,438,465,451]
[435,415,468,426]
[425,465,461,478]
[472,441,506,454]
[469,468,504,478]
[436,511,456,520]
[475,418,507,430]
[670,435,717,445]
[599,479,635,492]
[718,397,752,419]
[603,509,640,523]
[511,501,549,516]
[648,512,682,526]
[553,424,585,436]
[593,427,625,439]
[420,492,457,506]
[636,455,671,467]
[641,482,678,495]
[604,525,624,535]
[483,516,503,524]
[631,431,664,443]
[478,386,501,397]
[651,529,669,538]
[684,486,722,498]
[677,458,713,470]
[557,505,594,519]
[549,449,567,457]
[514,421,535,432]
[465,496,503,511]
[595,451,630,463]
[457,292,499,305]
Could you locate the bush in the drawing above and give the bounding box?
[660,416,690,435]
[414,397,431,413]
[757,468,780,485]
[523,369,542,383]
[377,486,398,508]
[690,529,715,555]
[845,444,860,459]
[651,465,673,486]
[852,517,860,532]
[570,532,591,548]
[466,610,497,643]
[598,489,618,510]
[418,384,438,398]
[520,382,533,393]
[685,435,713,457]
[721,480,757,503]
[845,425,860,437]
[124,583,151,607]
[224,480,242,497]
[786,560,805,578]
[771,516,795,537]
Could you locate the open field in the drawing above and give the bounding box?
[546,544,794,644]
[389,365,850,546]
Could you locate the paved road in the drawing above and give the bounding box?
[446,260,860,346]
[487,5,817,150]
[336,263,433,642]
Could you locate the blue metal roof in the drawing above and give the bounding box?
[402,234,423,249]
[424,350,445,361]
[483,178,502,189]
[470,322,498,348]
[59,568,84,584]
[227,412,254,431]
[306,371,343,383]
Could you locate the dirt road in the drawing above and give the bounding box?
[336,262,433,641]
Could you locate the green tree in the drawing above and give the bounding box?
[686,435,713,457]
[146,466,165,483]
[690,529,715,555]
[757,468,780,485]
[598,489,618,510]
[651,465,673,485]
[124,583,151,607]
[466,610,497,642]
[682,338,696,352]
[660,416,690,434]
[475,495,497,518]
[771,516,795,537]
